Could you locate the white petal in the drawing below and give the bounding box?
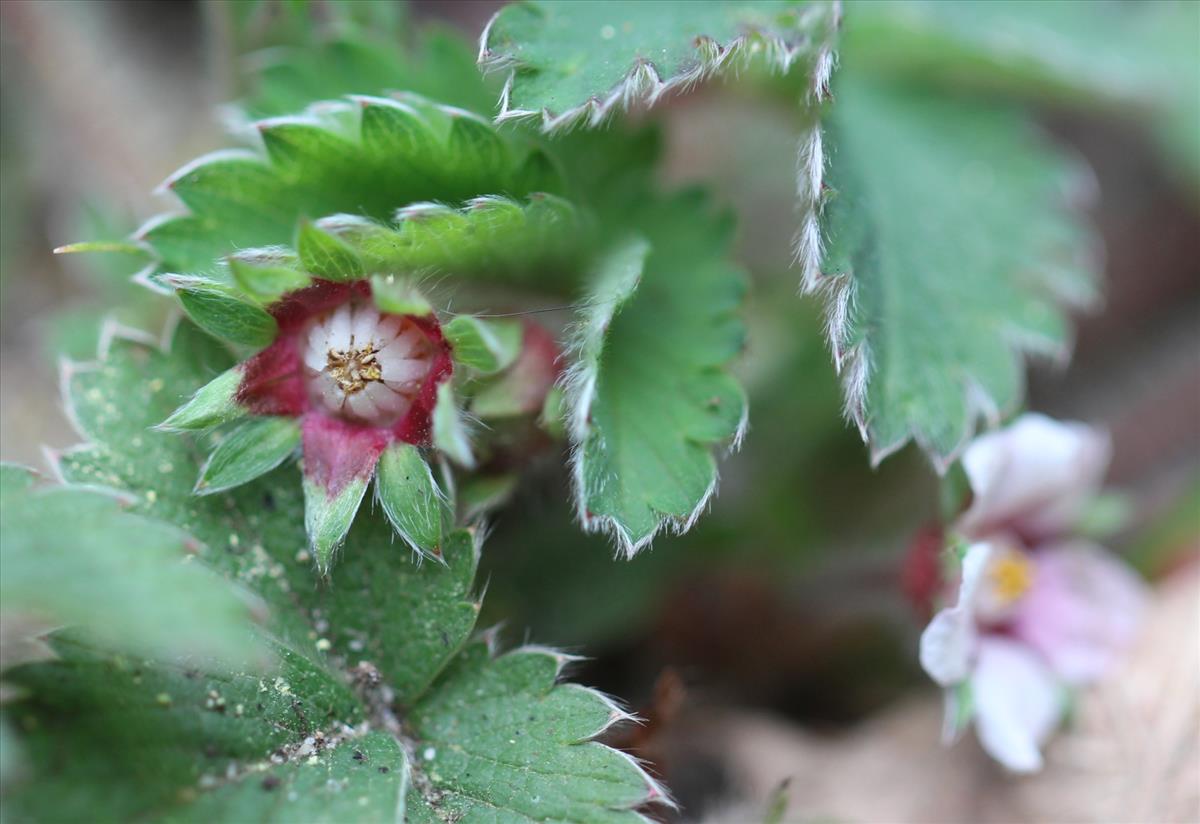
[304,342,327,372]
[921,609,976,687]
[363,382,409,417]
[308,324,329,353]
[375,315,403,343]
[379,328,421,359]
[1011,540,1148,685]
[350,304,378,347]
[972,637,1063,773]
[346,390,379,421]
[379,358,427,384]
[958,413,1111,539]
[919,543,992,686]
[326,304,353,350]
[314,373,344,410]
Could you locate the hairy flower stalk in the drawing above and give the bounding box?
[919,414,1146,773]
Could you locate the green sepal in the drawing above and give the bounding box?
[432,383,475,469]
[297,220,364,281]
[227,247,311,304]
[443,315,523,374]
[539,385,567,439]
[157,366,246,432]
[459,474,519,521]
[195,416,301,496]
[375,443,444,559]
[370,274,433,317]
[166,275,278,348]
[303,474,370,574]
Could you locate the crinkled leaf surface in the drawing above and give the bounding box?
[482,0,839,129]
[404,642,661,821]
[12,320,658,821]
[817,71,1099,469]
[141,96,555,281]
[568,195,747,556]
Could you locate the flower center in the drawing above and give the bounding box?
[303,302,435,427]
[326,344,383,394]
[987,549,1034,605]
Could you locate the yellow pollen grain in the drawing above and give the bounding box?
[326,345,383,394]
[989,553,1033,604]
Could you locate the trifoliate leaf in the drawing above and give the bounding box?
[443,315,523,374]
[195,417,301,496]
[567,197,747,557]
[30,320,662,819]
[296,220,364,281]
[375,443,443,559]
[0,466,269,669]
[480,0,840,130]
[166,276,279,348]
[814,71,1099,469]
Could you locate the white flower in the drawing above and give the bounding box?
[957,413,1111,541]
[919,414,1147,773]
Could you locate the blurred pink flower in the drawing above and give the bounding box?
[920,414,1147,772]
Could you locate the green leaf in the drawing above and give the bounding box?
[481,0,840,130]
[843,0,1200,182]
[404,642,665,820]
[3,636,363,823]
[237,15,496,119]
[432,383,475,469]
[336,194,587,292]
[296,220,364,281]
[567,199,747,556]
[167,276,279,348]
[195,417,301,496]
[39,321,660,819]
[369,274,433,317]
[443,315,523,374]
[375,444,444,559]
[0,466,269,669]
[228,247,312,303]
[158,365,247,432]
[168,733,408,823]
[815,72,1099,469]
[143,96,555,280]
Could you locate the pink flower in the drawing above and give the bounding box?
[237,280,452,497]
[919,414,1146,772]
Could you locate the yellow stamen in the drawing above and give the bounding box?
[326,345,383,394]
[988,551,1034,604]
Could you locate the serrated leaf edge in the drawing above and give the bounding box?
[478,1,842,133]
[798,113,1103,473]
